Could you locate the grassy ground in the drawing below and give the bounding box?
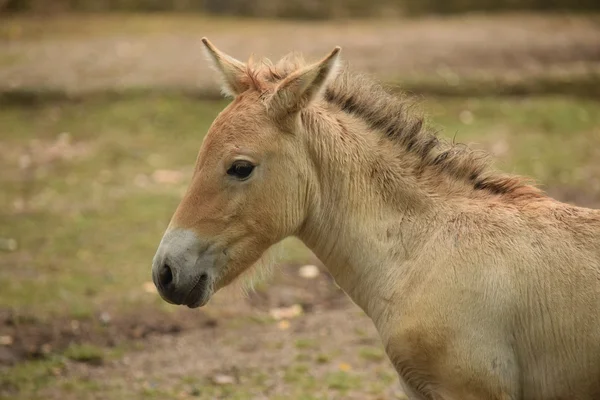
[1,92,600,399]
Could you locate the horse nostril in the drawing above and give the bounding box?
[159,263,173,288]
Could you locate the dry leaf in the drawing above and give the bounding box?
[41,343,52,354]
[339,362,352,371]
[269,304,303,320]
[298,264,320,279]
[99,312,111,324]
[0,336,13,346]
[212,374,235,385]
[278,320,290,330]
[70,320,80,331]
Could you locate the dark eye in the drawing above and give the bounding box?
[227,161,255,180]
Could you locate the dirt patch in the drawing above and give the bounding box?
[0,304,214,367]
[64,303,397,400]
[0,14,599,96]
[2,262,378,399]
[0,262,345,367]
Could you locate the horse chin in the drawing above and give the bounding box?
[179,271,214,309]
[185,293,211,309]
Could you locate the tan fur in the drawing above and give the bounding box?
[165,39,600,399]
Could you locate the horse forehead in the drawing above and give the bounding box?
[212,97,268,137]
[201,97,271,154]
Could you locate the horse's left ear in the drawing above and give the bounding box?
[201,37,249,98]
[269,46,341,115]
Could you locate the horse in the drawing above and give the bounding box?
[152,38,600,399]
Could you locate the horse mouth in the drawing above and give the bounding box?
[184,273,211,308]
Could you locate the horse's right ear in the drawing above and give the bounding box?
[268,46,341,116]
[201,37,249,98]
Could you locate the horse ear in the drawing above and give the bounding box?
[201,37,249,98]
[269,46,341,115]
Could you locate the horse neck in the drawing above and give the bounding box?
[295,107,450,324]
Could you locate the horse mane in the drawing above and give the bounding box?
[242,53,545,200]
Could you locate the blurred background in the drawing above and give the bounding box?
[1,1,599,399]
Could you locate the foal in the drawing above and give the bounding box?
[152,39,600,399]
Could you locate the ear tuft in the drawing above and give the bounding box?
[201,37,249,98]
[269,46,342,115]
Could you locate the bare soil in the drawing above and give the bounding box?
[2,262,406,399]
[0,261,346,367]
[0,14,599,95]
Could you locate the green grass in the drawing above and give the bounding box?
[295,338,318,350]
[316,353,331,364]
[0,95,229,318]
[63,344,104,365]
[359,346,386,362]
[325,370,361,392]
[424,96,600,190]
[0,356,66,399]
[391,69,600,99]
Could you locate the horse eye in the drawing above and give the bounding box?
[227,161,255,180]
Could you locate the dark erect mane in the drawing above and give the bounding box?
[323,65,544,198]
